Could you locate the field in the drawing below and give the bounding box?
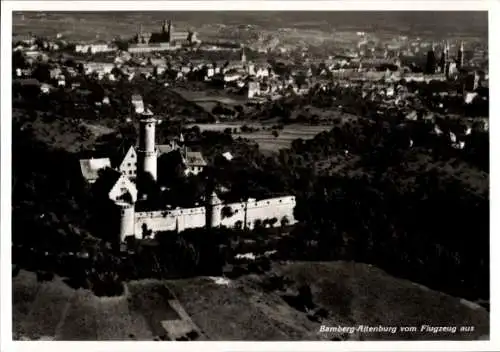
[12,271,202,341]
[173,87,248,116]
[174,89,246,106]
[238,125,333,152]
[189,123,334,152]
[13,261,489,341]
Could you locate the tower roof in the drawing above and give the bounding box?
[139,116,156,123]
[209,191,222,205]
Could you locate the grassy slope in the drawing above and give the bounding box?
[13,261,488,341]
[275,262,489,340]
[13,108,116,153]
[169,262,489,341]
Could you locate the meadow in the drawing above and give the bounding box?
[190,123,334,152]
[13,261,490,341]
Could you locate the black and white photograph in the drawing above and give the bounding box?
[0,1,496,350]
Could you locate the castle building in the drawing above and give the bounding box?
[81,112,296,244]
[79,158,111,184]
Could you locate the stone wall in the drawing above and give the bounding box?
[217,196,296,229]
[134,207,206,238]
[131,195,296,239]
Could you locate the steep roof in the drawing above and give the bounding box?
[184,151,207,167]
[156,141,179,156]
[79,158,111,182]
[91,167,123,197]
[110,144,135,169]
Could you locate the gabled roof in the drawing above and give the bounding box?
[92,167,122,195]
[92,167,138,203]
[222,152,233,161]
[80,158,111,181]
[183,151,207,167]
[110,145,135,169]
[15,78,41,87]
[156,141,179,156]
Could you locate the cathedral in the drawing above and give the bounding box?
[134,19,199,46]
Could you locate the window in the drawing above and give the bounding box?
[128,163,131,167]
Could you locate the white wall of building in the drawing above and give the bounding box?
[109,175,138,203]
[128,195,296,239]
[134,207,207,237]
[119,146,138,177]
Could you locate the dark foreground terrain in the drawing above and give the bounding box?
[13,261,489,341]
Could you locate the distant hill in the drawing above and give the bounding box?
[13,11,488,41]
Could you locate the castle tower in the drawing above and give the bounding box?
[138,116,158,182]
[118,201,135,243]
[207,191,222,228]
[137,24,144,43]
[457,41,464,69]
[162,19,168,33]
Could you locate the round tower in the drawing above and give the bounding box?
[207,191,222,228]
[138,116,158,182]
[117,201,135,243]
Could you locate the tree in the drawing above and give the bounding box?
[221,206,234,219]
[32,63,51,83]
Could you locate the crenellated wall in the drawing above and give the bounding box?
[134,206,206,237]
[239,196,296,229]
[128,196,296,240]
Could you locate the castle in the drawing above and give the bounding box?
[80,114,296,244]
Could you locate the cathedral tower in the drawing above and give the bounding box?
[138,116,158,182]
[457,41,464,69]
[240,45,247,64]
[425,42,437,74]
[167,20,173,42]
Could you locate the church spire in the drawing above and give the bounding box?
[458,41,465,68]
[240,45,247,64]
